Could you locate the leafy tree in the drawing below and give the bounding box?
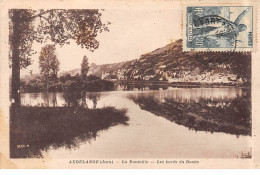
[63,80,82,108]
[39,44,60,92]
[81,55,89,81]
[9,9,110,107]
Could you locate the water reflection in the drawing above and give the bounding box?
[21,92,102,109]
[17,87,251,158]
[116,83,168,91]
[42,90,251,159]
[21,93,65,107]
[20,87,250,136]
[125,87,244,103]
[129,91,251,136]
[21,87,246,107]
[87,93,101,109]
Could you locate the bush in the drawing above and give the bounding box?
[21,74,115,93]
[83,79,114,91]
[62,80,82,107]
[86,75,101,81]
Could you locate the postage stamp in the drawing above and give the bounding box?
[183,6,254,51]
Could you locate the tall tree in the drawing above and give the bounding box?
[9,9,110,107]
[80,55,89,108]
[81,55,89,81]
[39,44,60,92]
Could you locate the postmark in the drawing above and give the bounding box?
[183,6,254,51]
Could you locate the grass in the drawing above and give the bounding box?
[10,106,128,158]
[129,94,251,136]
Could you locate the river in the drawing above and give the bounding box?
[20,87,251,158]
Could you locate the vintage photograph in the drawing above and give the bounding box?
[8,8,252,160]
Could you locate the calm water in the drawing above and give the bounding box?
[20,87,251,158]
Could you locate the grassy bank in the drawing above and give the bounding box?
[129,95,251,136]
[10,106,128,158]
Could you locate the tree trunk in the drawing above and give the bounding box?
[53,92,57,107]
[46,78,48,93]
[11,53,21,107]
[11,12,21,108]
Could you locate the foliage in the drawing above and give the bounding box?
[81,55,89,80]
[21,73,115,93]
[61,75,114,107]
[86,74,101,81]
[9,9,110,68]
[39,44,60,90]
[9,9,110,106]
[83,79,114,92]
[9,9,37,69]
[63,80,82,107]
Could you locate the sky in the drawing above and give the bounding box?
[21,8,181,76]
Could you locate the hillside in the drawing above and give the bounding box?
[57,61,134,79]
[23,39,251,85]
[119,39,251,85]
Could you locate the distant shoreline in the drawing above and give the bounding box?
[20,79,251,93]
[114,80,250,89]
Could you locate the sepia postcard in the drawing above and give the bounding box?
[0,0,260,169]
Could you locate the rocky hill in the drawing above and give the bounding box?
[119,39,251,85]
[58,60,134,79]
[24,39,251,85]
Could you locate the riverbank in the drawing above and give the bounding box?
[116,80,250,88]
[10,106,128,158]
[21,77,250,93]
[21,76,115,93]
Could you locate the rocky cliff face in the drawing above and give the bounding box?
[119,39,251,85]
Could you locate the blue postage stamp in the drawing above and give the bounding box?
[184,6,253,51]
